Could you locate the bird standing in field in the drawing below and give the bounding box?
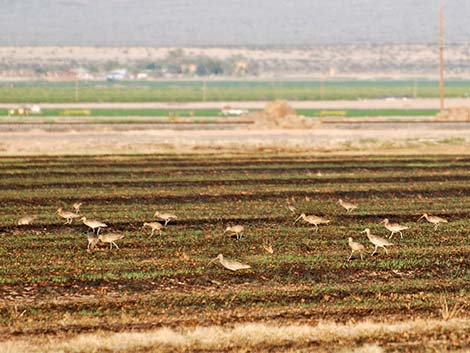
[143,222,164,236]
[154,211,177,226]
[208,254,251,271]
[86,231,99,251]
[362,228,394,256]
[73,202,82,214]
[287,203,297,214]
[224,225,244,240]
[294,213,330,232]
[418,213,448,230]
[380,218,409,239]
[17,215,37,225]
[348,237,366,260]
[98,232,124,250]
[80,217,107,235]
[57,208,80,224]
[338,199,358,213]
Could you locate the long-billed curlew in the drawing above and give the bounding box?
[224,225,244,240]
[86,231,99,251]
[418,213,448,230]
[287,203,297,214]
[361,228,393,256]
[57,208,80,224]
[380,218,409,239]
[143,222,163,236]
[348,237,366,260]
[98,232,124,250]
[17,215,37,225]
[73,202,82,214]
[80,217,107,234]
[208,254,251,271]
[294,213,330,232]
[338,199,358,213]
[154,211,177,226]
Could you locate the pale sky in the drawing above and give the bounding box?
[0,0,468,46]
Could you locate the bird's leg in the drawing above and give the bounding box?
[383,246,389,255]
[150,229,154,237]
[97,227,101,235]
[348,251,353,261]
[372,246,377,256]
[164,220,169,226]
[388,232,393,239]
[113,242,120,249]
[399,231,403,239]
[64,219,68,225]
[434,224,438,231]
[314,224,319,232]
[360,252,364,260]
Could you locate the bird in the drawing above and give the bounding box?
[57,208,80,224]
[143,222,164,236]
[348,237,366,260]
[154,211,177,226]
[418,213,448,230]
[80,217,107,235]
[17,215,37,225]
[294,213,330,232]
[224,225,244,240]
[287,203,297,214]
[86,231,99,251]
[338,199,358,213]
[98,232,124,250]
[208,254,251,271]
[73,202,82,214]
[380,218,409,239]
[361,228,393,256]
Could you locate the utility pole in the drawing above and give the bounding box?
[439,7,445,113]
[202,80,207,102]
[75,76,79,103]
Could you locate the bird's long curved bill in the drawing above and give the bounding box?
[294,216,301,224]
[417,215,424,221]
[207,257,218,266]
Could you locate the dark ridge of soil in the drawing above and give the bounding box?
[1,174,470,190]
[1,155,468,170]
[0,186,468,207]
[2,164,469,179]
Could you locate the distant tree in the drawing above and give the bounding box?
[196,64,208,76]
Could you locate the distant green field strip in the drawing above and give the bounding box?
[0,108,438,118]
[0,80,469,103]
[299,109,438,117]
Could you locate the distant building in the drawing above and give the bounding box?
[136,72,149,80]
[106,69,128,81]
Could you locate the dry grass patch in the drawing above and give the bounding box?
[1,318,468,353]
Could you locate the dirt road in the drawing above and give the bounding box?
[1,98,470,110]
[1,122,469,156]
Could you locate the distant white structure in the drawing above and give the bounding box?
[29,105,41,114]
[221,107,249,116]
[106,69,128,81]
[8,105,41,116]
